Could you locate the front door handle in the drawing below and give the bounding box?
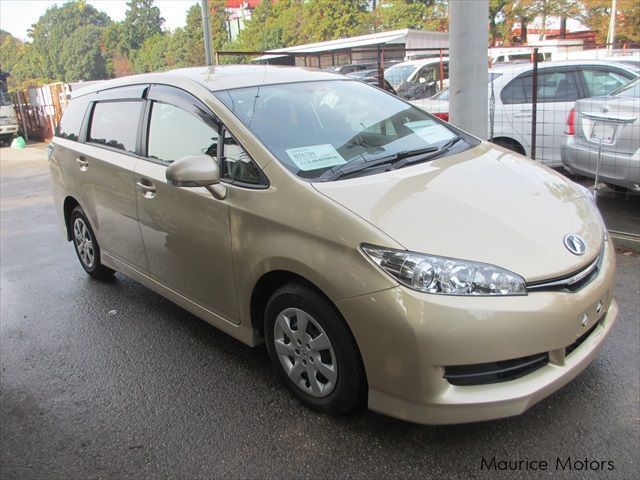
[136,179,156,199]
[75,157,88,171]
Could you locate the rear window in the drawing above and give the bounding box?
[55,97,90,141]
[88,101,143,153]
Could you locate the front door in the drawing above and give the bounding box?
[134,87,239,322]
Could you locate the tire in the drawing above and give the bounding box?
[264,283,367,415]
[70,206,115,279]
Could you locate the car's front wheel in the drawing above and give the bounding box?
[264,283,367,415]
[70,206,114,279]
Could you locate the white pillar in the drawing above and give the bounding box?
[448,0,489,139]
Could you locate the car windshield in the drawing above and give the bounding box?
[611,77,640,98]
[215,80,474,182]
[384,64,417,87]
[0,90,12,107]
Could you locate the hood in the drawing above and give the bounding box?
[313,143,604,282]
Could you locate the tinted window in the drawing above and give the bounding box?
[56,97,90,141]
[501,70,579,104]
[581,68,634,97]
[501,76,529,104]
[147,102,219,162]
[221,129,261,185]
[88,101,142,152]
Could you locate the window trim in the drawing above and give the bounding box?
[140,84,270,189]
[85,98,146,156]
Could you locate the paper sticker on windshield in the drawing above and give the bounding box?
[405,120,456,144]
[286,144,346,171]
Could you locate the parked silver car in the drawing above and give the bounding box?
[562,78,640,192]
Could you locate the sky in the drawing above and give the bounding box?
[0,0,198,41]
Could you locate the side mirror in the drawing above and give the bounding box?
[166,154,227,200]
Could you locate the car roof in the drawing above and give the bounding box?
[71,65,347,98]
[389,57,449,69]
[489,59,639,75]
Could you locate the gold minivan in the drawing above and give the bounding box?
[49,66,617,425]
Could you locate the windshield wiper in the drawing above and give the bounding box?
[388,136,462,171]
[319,136,462,182]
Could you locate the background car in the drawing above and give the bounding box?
[562,77,640,192]
[410,60,638,166]
[346,69,396,94]
[384,57,449,100]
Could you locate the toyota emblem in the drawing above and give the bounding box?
[564,234,587,256]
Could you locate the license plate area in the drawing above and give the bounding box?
[589,122,617,144]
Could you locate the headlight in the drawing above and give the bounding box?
[361,244,526,296]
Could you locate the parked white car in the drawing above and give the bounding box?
[411,60,638,166]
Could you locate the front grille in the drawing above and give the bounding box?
[527,252,602,293]
[566,320,601,356]
[443,353,549,386]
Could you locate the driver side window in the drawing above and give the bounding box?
[147,102,219,162]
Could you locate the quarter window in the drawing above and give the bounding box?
[221,129,262,185]
[56,97,90,141]
[147,102,219,162]
[88,101,143,153]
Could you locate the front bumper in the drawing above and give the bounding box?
[0,124,19,138]
[337,238,617,425]
[561,138,640,192]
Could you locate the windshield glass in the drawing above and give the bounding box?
[611,77,640,98]
[384,65,417,87]
[215,80,475,182]
[0,90,12,107]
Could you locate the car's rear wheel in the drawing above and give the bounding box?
[264,283,366,415]
[70,206,115,279]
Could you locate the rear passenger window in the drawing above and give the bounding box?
[501,70,579,104]
[147,102,219,162]
[88,101,143,153]
[56,97,89,141]
[581,68,633,97]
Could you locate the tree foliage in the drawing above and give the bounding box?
[29,1,110,81]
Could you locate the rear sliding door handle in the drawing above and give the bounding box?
[75,157,88,171]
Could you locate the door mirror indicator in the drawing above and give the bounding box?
[166,154,227,199]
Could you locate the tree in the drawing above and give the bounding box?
[578,0,639,44]
[61,25,109,81]
[121,0,165,53]
[375,0,447,32]
[489,0,507,46]
[132,33,169,72]
[28,1,110,81]
[302,0,373,42]
[209,0,230,51]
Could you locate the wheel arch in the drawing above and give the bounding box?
[490,136,527,156]
[63,196,81,241]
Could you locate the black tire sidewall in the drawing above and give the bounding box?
[264,283,366,415]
